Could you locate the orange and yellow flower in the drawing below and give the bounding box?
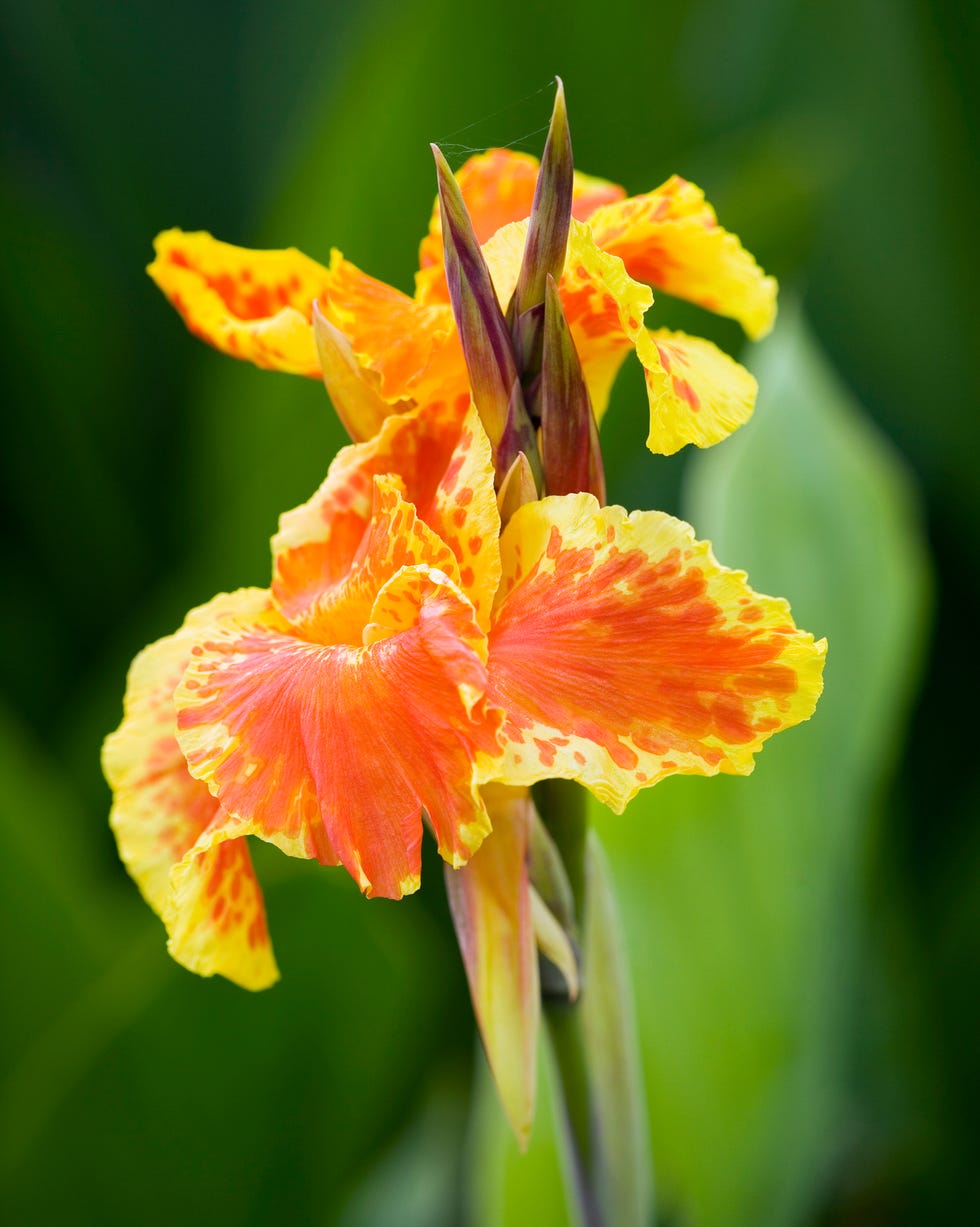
[148,148,774,455]
[104,398,824,979]
[111,110,824,1147]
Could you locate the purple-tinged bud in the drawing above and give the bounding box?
[539,275,606,502]
[509,78,573,325]
[432,144,536,470]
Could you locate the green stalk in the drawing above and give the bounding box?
[533,780,653,1227]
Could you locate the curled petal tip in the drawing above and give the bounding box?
[312,302,402,442]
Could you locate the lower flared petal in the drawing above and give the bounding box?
[485,495,826,811]
[102,599,279,989]
[445,784,539,1148]
[166,828,278,990]
[637,328,758,454]
[148,229,331,375]
[587,176,778,340]
[176,575,502,898]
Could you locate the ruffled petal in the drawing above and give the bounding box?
[637,327,758,454]
[176,576,502,898]
[444,784,539,1148]
[416,149,625,304]
[283,475,463,643]
[484,494,826,811]
[323,252,469,410]
[483,218,653,421]
[587,176,778,339]
[273,402,501,630]
[147,229,331,375]
[102,598,279,989]
[166,827,278,990]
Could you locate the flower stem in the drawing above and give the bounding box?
[534,782,653,1227]
[535,779,603,1226]
[533,777,587,920]
[545,1000,604,1227]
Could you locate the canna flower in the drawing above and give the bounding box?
[148,118,773,457]
[109,84,826,1150]
[104,392,825,1133]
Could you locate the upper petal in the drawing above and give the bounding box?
[587,176,778,339]
[148,229,332,375]
[484,494,826,811]
[416,149,626,305]
[101,597,280,989]
[323,252,469,411]
[273,401,501,630]
[176,574,502,898]
[637,327,758,454]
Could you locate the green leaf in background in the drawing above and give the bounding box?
[593,306,930,1226]
[578,831,653,1227]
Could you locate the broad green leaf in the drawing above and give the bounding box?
[590,305,930,1227]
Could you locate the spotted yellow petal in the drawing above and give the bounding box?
[273,401,501,630]
[483,218,652,421]
[147,229,332,375]
[165,830,278,991]
[637,327,758,454]
[323,252,469,411]
[416,148,625,305]
[484,494,826,811]
[176,574,501,899]
[102,595,280,989]
[444,783,539,1148]
[587,176,778,339]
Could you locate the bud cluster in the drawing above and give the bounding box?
[433,79,606,509]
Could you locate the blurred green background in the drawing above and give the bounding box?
[1,0,976,1223]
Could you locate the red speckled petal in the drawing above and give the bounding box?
[148,229,332,375]
[323,252,470,411]
[416,149,625,304]
[102,597,280,989]
[484,495,826,810]
[638,327,758,454]
[166,830,277,990]
[176,574,502,898]
[445,784,539,1148]
[587,176,778,340]
[483,218,653,421]
[273,401,501,630]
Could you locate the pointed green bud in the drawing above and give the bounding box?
[509,78,573,324]
[539,275,606,501]
[432,144,533,459]
[531,886,580,1002]
[496,450,540,527]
